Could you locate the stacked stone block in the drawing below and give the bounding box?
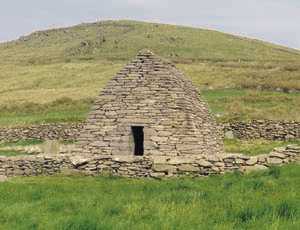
[0,123,84,142]
[75,50,223,157]
[0,120,299,143]
[0,145,299,179]
[223,120,300,140]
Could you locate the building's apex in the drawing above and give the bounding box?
[137,49,155,57]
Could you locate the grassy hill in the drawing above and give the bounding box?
[2,20,300,63]
[0,20,300,126]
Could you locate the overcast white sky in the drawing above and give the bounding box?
[0,0,299,49]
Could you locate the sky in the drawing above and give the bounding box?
[0,0,299,49]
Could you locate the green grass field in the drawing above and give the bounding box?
[0,139,44,148]
[0,20,299,127]
[0,139,43,156]
[0,164,299,229]
[0,150,30,157]
[224,139,300,156]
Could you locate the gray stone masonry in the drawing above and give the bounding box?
[74,50,224,157]
[1,120,299,143]
[0,123,84,142]
[222,120,300,140]
[0,145,299,179]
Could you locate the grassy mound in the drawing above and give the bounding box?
[0,164,299,229]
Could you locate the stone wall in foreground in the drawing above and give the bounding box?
[0,120,299,143]
[0,145,299,179]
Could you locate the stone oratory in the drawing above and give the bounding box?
[1,50,299,179]
[75,50,223,160]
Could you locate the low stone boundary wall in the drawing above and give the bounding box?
[0,120,299,143]
[0,123,84,142]
[222,120,300,140]
[0,145,299,179]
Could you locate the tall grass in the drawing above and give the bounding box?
[0,139,43,148]
[0,98,92,127]
[0,164,299,229]
[180,61,300,91]
[0,150,32,157]
[202,89,300,122]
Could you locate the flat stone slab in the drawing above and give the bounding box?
[267,157,283,165]
[246,157,258,166]
[243,165,269,173]
[69,156,89,167]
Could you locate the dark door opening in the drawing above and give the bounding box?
[132,126,144,156]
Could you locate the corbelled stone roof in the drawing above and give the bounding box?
[76,50,223,156]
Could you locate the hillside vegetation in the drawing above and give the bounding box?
[0,165,299,229]
[0,20,299,126]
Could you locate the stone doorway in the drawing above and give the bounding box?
[132,126,144,156]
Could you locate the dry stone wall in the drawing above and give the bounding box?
[0,145,299,179]
[0,123,84,142]
[0,155,66,177]
[75,50,223,157]
[0,120,299,143]
[223,120,300,140]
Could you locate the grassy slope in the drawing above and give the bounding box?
[0,20,300,126]
[0,165,299,229]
